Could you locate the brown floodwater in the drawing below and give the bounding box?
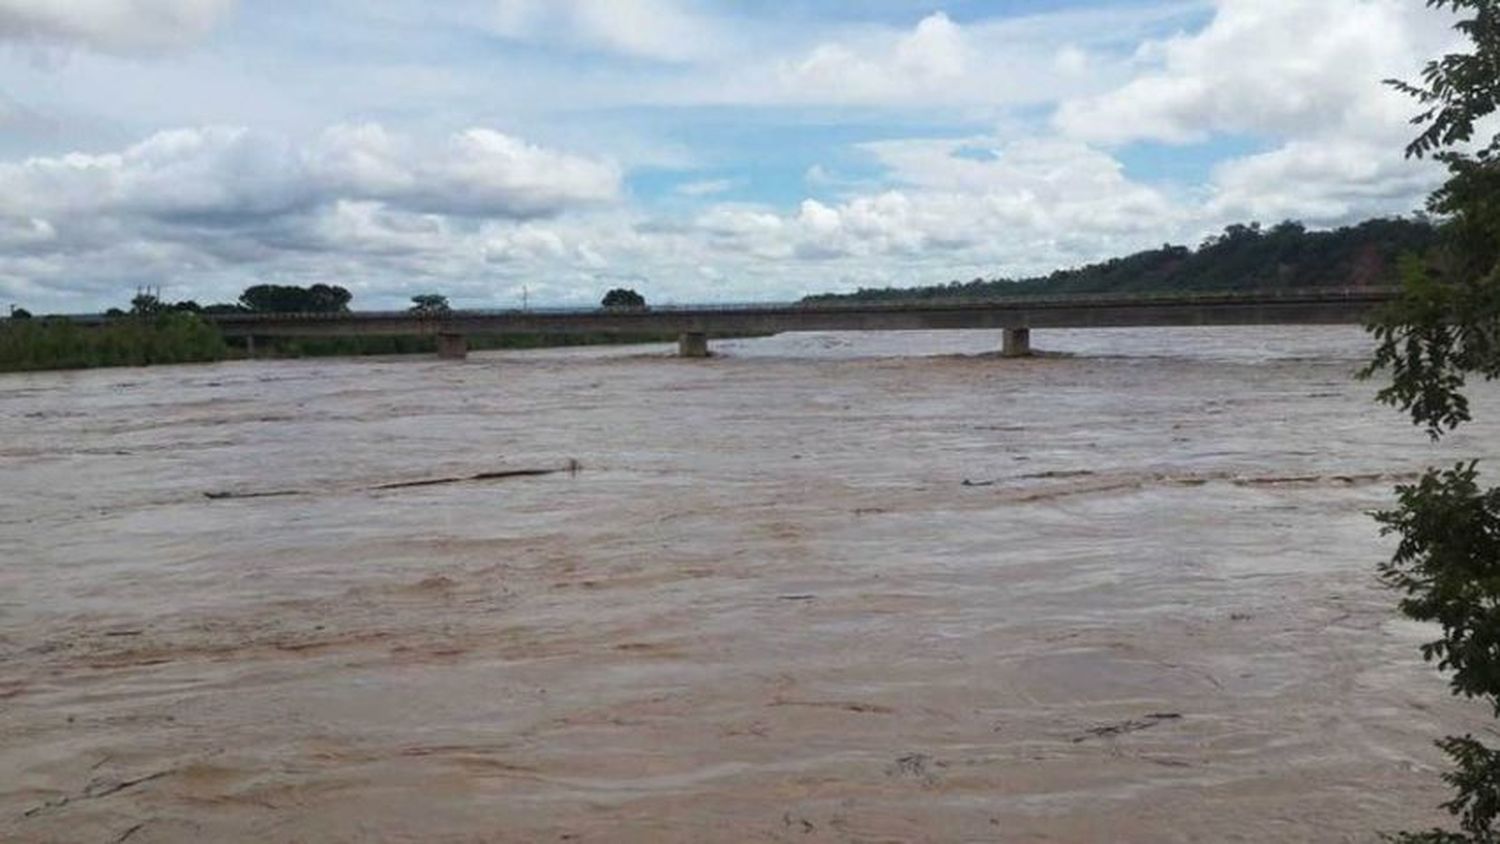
[3,327,1498,842]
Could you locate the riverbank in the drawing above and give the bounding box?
[0,316,756,372]
[0,314,227,372]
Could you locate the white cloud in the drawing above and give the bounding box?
[0,0,234,53]
[895,12,968,82]
[776,13,971,104]
[1055,0,1455,146]
[1046,0,1453,228]
[489,0,721,62]
[1208,138,1439,225]
[691,137,1186,271]
[0,124,626,309]
[485,224,568,264]
[728,5,1200,109]
[395,128,622,218]
[309,200,452,258]
[0,124,620,223]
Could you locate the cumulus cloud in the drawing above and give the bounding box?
[727,5,1203,109]
[1055,0,1454,146]
[415,129,621,217]
[0,124,621,224]
[776,13,971,103]
[1046,0,1453,228]
[0,124,624,309]
[692,137,1184,270]
[0,0,234,53]
[1207,138,1440,225]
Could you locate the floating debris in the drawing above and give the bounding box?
[207,460,582,500]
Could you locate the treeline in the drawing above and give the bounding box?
[0,285,352,373]
[111,283,356,316]
[0,283,695,372]
[0,313,226,372]
[803,218,1440,304]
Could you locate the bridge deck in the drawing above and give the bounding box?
[198,288,1397,339]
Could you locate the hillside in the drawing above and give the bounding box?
[803,218,1438,304]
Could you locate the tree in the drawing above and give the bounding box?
[239,284,352,313]
[8,306,31,319]
[131,292,164,316]
[601,288,646,310]
[1361,2,1500,840]
[306,283,353,313]
[409,294,451,316]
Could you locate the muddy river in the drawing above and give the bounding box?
[3,327,1498,842]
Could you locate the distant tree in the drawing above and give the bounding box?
[409,294,451,316]
[130,293,164,316]
[170,300,202,313]
[601,288,647,310]
[202,303,246,315]
[1360,2,1500,841]
[239,284,353,313]
[8,307,31,319]
[104,308,127,318]
[1267,220,1308,240]
[306,283,353,312]
[238,286,281,312]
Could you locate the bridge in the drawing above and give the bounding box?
[203,288,1398,360]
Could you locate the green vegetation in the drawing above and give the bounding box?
[601,287,647,309]
[804,217,1440,304]
[236,330,712,359]
[409,294,451,316]
[0,313,227,372]
[0,283,719,371]
[1359,2,1500,840]
[236,283,352,313]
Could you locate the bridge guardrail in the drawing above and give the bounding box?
[189,286,1401,324]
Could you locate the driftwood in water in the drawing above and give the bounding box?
[371,466,570,491]
[204,489,303,500]
[206,460,581,500]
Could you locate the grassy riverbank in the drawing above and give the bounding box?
[232,331,704,359]
[0,317,751,373]
[0,314,227,372]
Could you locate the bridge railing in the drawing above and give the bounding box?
[186,286,1399,324]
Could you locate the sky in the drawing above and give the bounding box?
[0,0,1468,311]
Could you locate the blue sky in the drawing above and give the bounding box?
[0,0,1461,310]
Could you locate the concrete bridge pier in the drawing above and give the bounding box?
[436,332,468,360]
[1002,328,1032,358]
[678,332,709,358]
